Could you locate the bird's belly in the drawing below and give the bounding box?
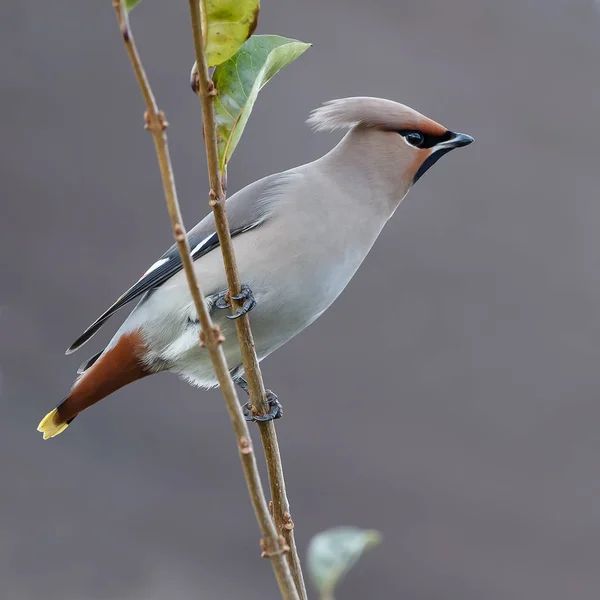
[240,252,358,357]
[147,223,373,388]
[162,263,348,388]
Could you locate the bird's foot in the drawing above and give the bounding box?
[235,376,283,422]
[214,283,256,320]
[242,390,283,423]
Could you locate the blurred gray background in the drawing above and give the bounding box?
[2,0,600,598]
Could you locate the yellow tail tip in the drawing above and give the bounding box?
[37,409,69,440]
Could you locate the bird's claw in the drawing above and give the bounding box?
[214,293,230,310]
[242,391,283,423]
[214,284,256,319]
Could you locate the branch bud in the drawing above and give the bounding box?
[190,62,200,94]
[282,511,295,531]
[239,436,253,455]
[173,224,186,242]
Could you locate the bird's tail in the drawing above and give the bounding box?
[37,408,75,440]
[37,330,150,440]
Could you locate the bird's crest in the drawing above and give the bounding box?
[307,97,446,136]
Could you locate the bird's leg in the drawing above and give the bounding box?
[236,376,283,422]
[214,283,256,320]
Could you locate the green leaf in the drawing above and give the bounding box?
[202,0,260,67]
[212,35,311,170]
[124,0,142,12]
[307,527,381,597]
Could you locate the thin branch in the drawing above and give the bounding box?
[187,3,308,599]
[111,3,298,598]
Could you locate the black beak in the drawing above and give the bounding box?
[442,132,475,149]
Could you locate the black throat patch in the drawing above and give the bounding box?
[413,147,454,184]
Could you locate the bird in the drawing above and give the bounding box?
[37,96,473,439]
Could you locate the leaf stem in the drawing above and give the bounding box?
[112,2,297,598]
[187,3,308,599]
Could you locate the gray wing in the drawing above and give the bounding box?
[66,173,286,354]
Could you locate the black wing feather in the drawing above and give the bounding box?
[77,351,103,374]
[66,231,221,354]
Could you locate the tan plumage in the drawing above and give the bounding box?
[307,97,446,135]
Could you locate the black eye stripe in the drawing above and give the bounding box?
[397,129,453,149]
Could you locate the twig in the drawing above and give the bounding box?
[111,3,298,598]
[187,3,308,599]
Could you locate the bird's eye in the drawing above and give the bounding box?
[405,132,425,147]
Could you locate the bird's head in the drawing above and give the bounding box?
[308,97,473,198]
